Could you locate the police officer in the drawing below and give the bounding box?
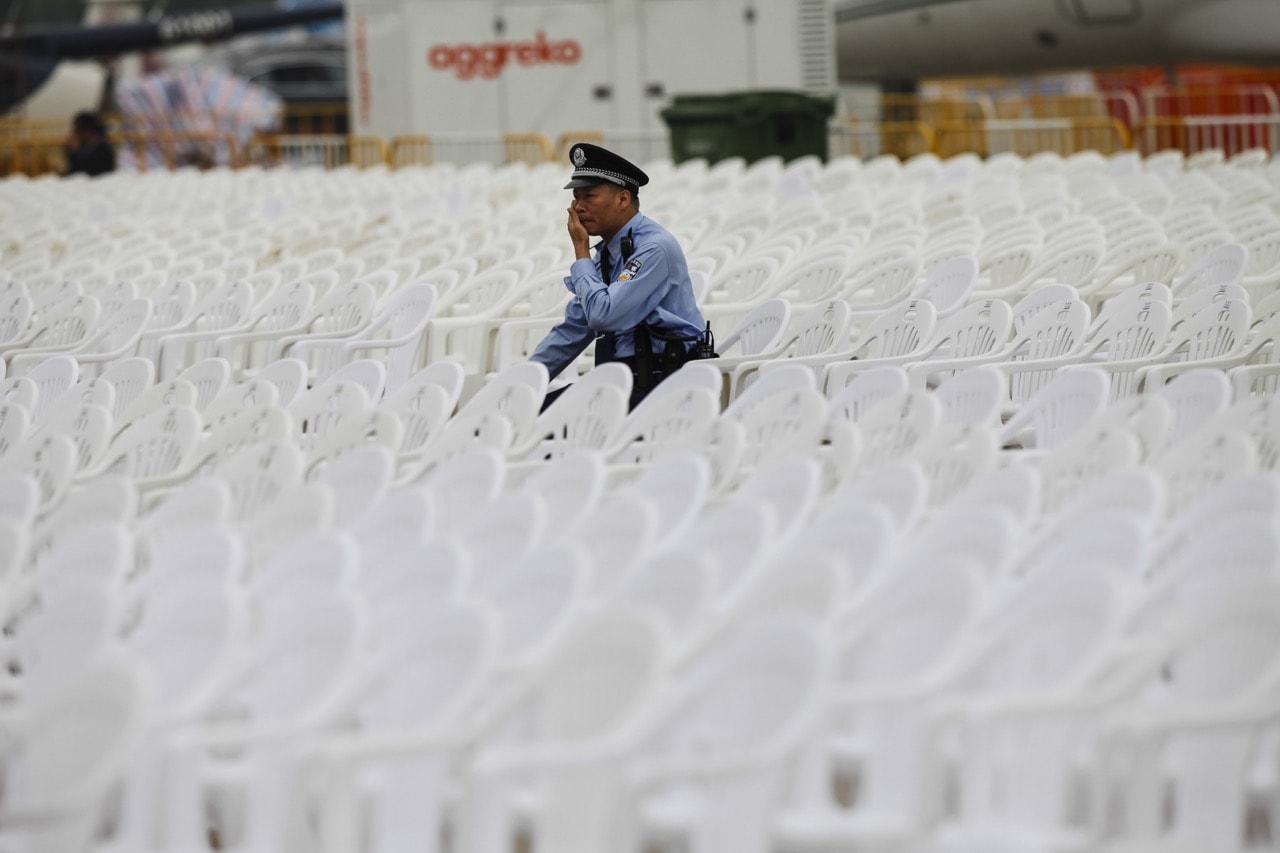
[530,142,706,410]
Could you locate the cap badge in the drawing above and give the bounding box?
[572,147,586,167]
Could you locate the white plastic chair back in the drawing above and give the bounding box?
[254,358,308,408]
[849,390,942,468]
[0,658,145,853]
[847,298,938,362]
[1,433,77,512]
[1158,367,1232,445]
[325,358,388,403]
[1011,283,1078,334]
[0,377,37,413]
[709,254,782,304]
[914,254,978,316]
[716,298,792,358]
[733,387,829,472]
[1171,241,1249,295]
[486,545,587,668]
[24,355,79,420]
[640,616,829,853]
[98,357,155,420]
[35,401,112,474]
[1035,423,1142,514]
[999,366,1109,449]
[934,365,1007,428]
[841,246,924,308]
[0,402,31,461]
[289,380,370,454]
[174,357,231,412]
[782,251,854,304]
[420,447,505,533]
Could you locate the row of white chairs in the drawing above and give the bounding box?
[2,413,1277,851]
[2,145,1279,852]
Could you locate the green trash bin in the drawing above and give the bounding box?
[660,90,836,165]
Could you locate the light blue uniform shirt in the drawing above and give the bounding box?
[530,212,705,380]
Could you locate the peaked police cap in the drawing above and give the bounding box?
[564,142,649,192]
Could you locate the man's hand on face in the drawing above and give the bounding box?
[567,207,591,260]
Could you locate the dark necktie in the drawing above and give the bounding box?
[594,243,616,364]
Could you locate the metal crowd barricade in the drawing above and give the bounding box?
[1140,85,1280,120]
[397,133,557,166]
[857,94,992,124]
[503,133,555,164]
[1134,115,1280,157]
[390,135,433,168]
[993,91,1141,131]
[828,121,935,160]
[248,135,389,169]
[935,117,1130,158]
[0,130,242,176]
[0,136,67,177]
[114,131,241,171]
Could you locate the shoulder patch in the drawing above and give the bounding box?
[617,257,643,282]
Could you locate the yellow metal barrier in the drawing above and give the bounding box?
[114,131,241,171]
[0,130,241,176]
[854,94,991,124]
[935,117,1131,158]
[0,116,71,141]
[390,135,433,168]
[554,131,603,162]
[248,134,389,169]
[1133,115,1280,157]
[829,121,935,160]
[0,136,67,177]
[503,133,555,164]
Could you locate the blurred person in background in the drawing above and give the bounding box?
[65,110,115,176]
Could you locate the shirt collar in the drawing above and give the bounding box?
[596,212,646,255]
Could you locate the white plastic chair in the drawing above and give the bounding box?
[617,451,712,546]
[288,283,438,393]
[163,589,365,853]
[627,617,830,853]
[999,366,1110,450]
[933,366,1007,428]
[255,358,309,408]
[91,357,151,423]
[726,300,853,402]
[1125,299,1252,393]
[289,380,371,456]
[308,600,498,853]
[1011,284,1079,334]
[707,298,793,374]
[0,658,146,853]
[419,447,505,535]
[772,298,937,394]
[910,254,978,317]
[0,402,31,462]
[155,279,258,379]
[21,356,79,421]
[34,400,113,476]
[1,297,100,379]
[829,295,1008,391]
[174,357,231,412]
[728,386,829,474]
[914,298,1092,406]
[0,433,77,513]
[1157,367,1232,445]
[1170,241,1249,295]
